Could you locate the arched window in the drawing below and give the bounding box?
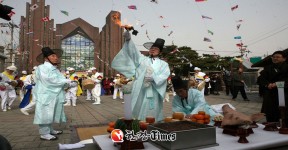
[61,34,94,71]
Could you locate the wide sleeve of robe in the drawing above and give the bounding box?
[111,40,144,78]
[33,62,70,105]
[172,89,217,119]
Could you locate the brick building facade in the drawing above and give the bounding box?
[0,46,7,72]
[18,0,55,73]
[18,0,123,77]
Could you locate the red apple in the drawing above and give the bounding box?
[139,121,149,130]
[146,116,155,124]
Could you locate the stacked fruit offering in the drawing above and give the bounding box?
[164,112,185,123]
[107,121,115,133]
[189,111,210,124]
[139,116,155,130]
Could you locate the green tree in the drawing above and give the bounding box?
[162,46,199,76]
[161,45,237,76]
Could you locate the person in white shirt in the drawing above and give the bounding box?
[19,70,28,101]
[112,74,123,100]
[90,67,102,104]
[64,68,78,106]
[86,69,93,101]
[92,75,102,104]
[20,66,37,115]
[0,66,18,112]
[194,67,206,95]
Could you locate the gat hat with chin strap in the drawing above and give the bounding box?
[36,47,63,63]
[143,38,166,51]
[171,76,188,90]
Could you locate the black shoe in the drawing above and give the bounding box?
[244,99,250,101]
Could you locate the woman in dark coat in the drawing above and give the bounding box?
[103,77,111,95]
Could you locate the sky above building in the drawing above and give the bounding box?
[1,0,288,58]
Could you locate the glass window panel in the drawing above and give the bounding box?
[61,34,95,71]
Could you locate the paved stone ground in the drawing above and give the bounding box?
[0,91,283,150]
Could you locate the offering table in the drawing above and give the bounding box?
[93,124,288,150]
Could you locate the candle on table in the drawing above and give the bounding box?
[124,94,132,120]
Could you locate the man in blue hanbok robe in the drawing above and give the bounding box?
[171,76,217,124]
[112,31,170,122]
[33,47,72,140]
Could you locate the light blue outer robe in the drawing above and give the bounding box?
[172,88,217,124]
[112,40,170,121]
[33,62,70,124]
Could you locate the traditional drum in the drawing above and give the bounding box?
[9,80,19,87]
[0,83,6,91]
[82,79,95,90]
[16,80,24,88]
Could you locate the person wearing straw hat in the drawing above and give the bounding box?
[86,68,93,101]
[20,70,27,80]
[0,65,18,112]
[19,66,38,115]
[19,70,28,101]
[111,31,170,122]
[85,69,93,101]
[0,66,18,112]
[33,47,72,140]
[92,75,103,105]
[193,67,206,95]
[64,70,70,79]
[64,67,80,106]
[113,74,123,100]
[90,67,103,103]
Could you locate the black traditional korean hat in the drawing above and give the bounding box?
[36,47,63,63]
[171,76,188,90]
[143,38,165,51]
